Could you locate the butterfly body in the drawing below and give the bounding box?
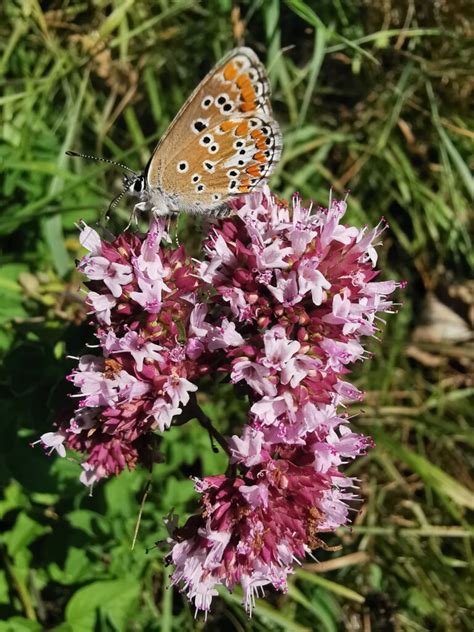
[127,47,281,217]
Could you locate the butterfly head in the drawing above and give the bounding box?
[123,174,146,198]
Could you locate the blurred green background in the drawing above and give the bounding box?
[1,1,473,630]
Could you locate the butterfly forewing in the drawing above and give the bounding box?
[146,47,282,214]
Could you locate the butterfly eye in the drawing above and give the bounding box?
[133,179,144,192]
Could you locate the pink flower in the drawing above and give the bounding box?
[231,360,276,397]
[267,270,301,305]
[45,220,204,486]
[37,431,67,457]
[297,260,331,305]
[42,187,402,617]
[116,330,163,372]
[255,239,292,269]
[86,292,116,325]
[262,326,300,370]
[79,256,133,298]
[163,376,198,408]
[168,436,360,616]
[228,426,266,467]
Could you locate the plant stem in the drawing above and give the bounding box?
[2,547,37,621]
[183,394,231,457]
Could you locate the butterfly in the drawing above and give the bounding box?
[68,47,281,217]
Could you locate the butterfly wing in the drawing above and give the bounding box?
[146,47,282,213]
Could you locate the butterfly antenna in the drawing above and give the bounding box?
[66,150,138,175]
[100,189,126,224]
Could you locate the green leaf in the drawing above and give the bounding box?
[287,584,338,632]
[376,436,474,510]
[162,477,196,508]
[295,569,365,603]
[0,570,9,605]
[104,470,142,519]
[0,619,43,632]
[67,510,109,538]
[49,547,97,586]
[3,513,49,557]
[221,587,311,631]
[0,263,28,323]
[0,481,27,518]
[65,579,140,632]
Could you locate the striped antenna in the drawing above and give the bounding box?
[65,150,138,175]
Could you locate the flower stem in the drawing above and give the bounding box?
[184,394,231,456]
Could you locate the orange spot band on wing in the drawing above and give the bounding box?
[246,165,261,177]
[253,151,266,163]
[242,87,256,102]
[236,73,250,89]
[220,120,236,132]
[235,121,249,136]
[241,102,256,112]
[223,63,237,81]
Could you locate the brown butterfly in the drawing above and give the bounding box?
[69,47,282,217]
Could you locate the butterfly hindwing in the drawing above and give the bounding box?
[146,47,281,214]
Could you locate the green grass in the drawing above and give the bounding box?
[1,1,473,630]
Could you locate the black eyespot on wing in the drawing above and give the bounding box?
[194,120,207,132]
[217,96,226,105]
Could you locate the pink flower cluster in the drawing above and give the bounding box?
[40,221,204,486]
[169,426,362,614]
[165,189,402,614]
[40,187,402,615]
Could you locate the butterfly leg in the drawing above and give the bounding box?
[124,202,147,231]
[151,205,171,217]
